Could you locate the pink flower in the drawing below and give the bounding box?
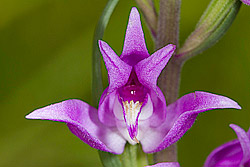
[241,0,250,5]
[205,124,250,167]
[26,8,241,154]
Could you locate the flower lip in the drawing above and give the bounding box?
[117,69,150,142]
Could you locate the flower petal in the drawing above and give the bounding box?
[115,119,137,145]
[145,162,180,167]
[204,124,250,167]
[230,124,250,166]
[204,139,243,167]
[120,7,150,66]
[141,91,241,153]
[26,99,126,154]
[135,44,176,92]
[248,128,250,139]
[147,87,167,126]
[99,40,132,93]
[241,0,250,5]
[134,44,176,127]
[98,89,117,126]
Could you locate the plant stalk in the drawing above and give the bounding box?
[155,0,180,48]
[119,144,148,167]
[154,0,182,163]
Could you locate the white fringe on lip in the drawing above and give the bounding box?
[122,100,142,128]
[113,95,154,144]
[113,95,153,121]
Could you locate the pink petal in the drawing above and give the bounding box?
[241,0,250,5]
[204,139,243,167]
[134,44,176,127]
[99,40,132,93]
[120,7,150,66]
[141,91,241,153]
[147,87,168,127]
[145,162,180,167]
[230,124,250,166]
[204,124,250,167]
[98,89,117,126]
[26,99,126,154]
[135,44,176,93]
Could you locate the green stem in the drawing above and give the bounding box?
[154,59,183,163]
[154,0,182,163]
[120,144,137,167]
[120,144,148,167]
[137,145,148,167]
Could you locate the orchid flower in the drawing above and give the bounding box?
[146,162,180,167]
[205,124,250,167]
[241,0,250,5]
[25,7,241,154]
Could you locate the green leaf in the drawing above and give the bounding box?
[91,0,119,107]
[91,0,122,166]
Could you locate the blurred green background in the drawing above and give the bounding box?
[0,0,249,166]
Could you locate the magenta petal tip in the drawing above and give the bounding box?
[241,0,250,5]
[205,124,250,167]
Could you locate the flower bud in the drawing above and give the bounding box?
[178,0,241,60]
